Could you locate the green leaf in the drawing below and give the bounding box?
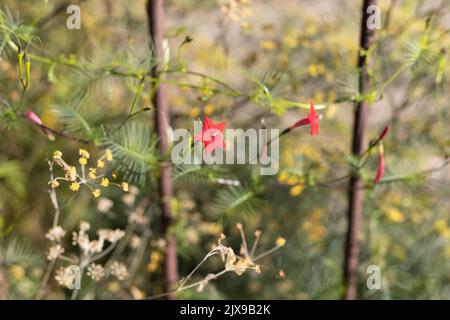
[101,122,158,185]
[213,185,259,219]
[0,237,42,266]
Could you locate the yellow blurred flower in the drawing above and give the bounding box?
[204,103,215,115]
[101,178,110,187]
[121,182,129,192]
[307,64,319,77]
[147,251,163,272]
[302,209,327,243]
[299,145,321,161]
[9,265,25,281]
[276,237,286,247]
[289,184,304,197]
[286,176,299,185]
[92,189,101,198]
[282,34,298,48]
[260,40,277,50]
[69,182,80,192]
[105,149,113,162]
[189,107,200,118]
[79,149,90,159]
[304,24,317,36]
[53,150,62,159]
[316,63,325,74]
[66,166,77,181]
[277,171,289,184]
[383,207,405,223]
[107,281,120,293]
[97,159,105,168]
[434,219,450,239]
[79,157,88,165]
[88,168,97,180]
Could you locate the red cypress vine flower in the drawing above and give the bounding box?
[194,116,226,154]
[289,101,320,136]
[374,144,385,184]
[373,126,390,184]
[377,126,390,141]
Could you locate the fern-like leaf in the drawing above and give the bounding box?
[0,237,42,266]
[172,164,209,183]
[101,123,157,185]
[52,99,106,138]
[0,161,26,202]
[213,185,259,219]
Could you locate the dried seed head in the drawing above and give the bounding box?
[87,263,105,282]
[275,237,286,247]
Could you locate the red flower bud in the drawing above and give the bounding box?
[374,144,385,184]
[378,126,390,142]
[26,110,43,126]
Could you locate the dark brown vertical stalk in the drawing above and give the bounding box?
[0,264,8,299]
[344,0,377,300]
[146,0,178,299]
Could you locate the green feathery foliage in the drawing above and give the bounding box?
[101,122,158,185]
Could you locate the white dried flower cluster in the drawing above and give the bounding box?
[87,263,105,281]
[110,261,129,281]
[55,266,78,288]
[72,221,124,256]
[122,185,139,206]
[45,226,67,242]
[128,211,149,225]
[98,229,125,243]
[72,221,104,256]
[97,198,113,213]
[80,221,90,232]
[47,244,65,261]
[129,235,141,249]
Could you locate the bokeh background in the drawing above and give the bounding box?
[0,0,449,299]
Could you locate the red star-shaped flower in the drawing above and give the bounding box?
[194,116,226,154]
[290,101,320,136]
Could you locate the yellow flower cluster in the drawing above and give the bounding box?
[79,148,90,165]
[277,171,305,197]
[147,251,163,273]
[49,149,130,198]
[260,40,277,50]
[383,207,405,223]
[307,63,326,78]
[434,219,450,239]
[302,209,327,243]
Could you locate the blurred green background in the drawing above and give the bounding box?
[0,0,449,299]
